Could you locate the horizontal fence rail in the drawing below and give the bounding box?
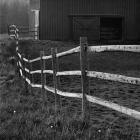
[88,45,140,53]
[87,71,140,85]
[20,46,80,63]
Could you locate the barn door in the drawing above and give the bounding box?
[72,16,100,41]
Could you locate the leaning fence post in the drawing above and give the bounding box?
[80,37,90,122]
[51,47,60,112]
[40,51,45,97]
[21,54,28,94]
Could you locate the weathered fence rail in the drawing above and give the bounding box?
[10,25,140,122]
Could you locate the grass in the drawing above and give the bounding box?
[0,39,140,139]
[1,77,139,140]
[0,75,92,140]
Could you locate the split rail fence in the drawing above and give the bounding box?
[10,25,140,121]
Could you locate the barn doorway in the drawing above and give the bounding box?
[100,17,123,41]
[71,15,123,41]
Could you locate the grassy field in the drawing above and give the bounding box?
[0,39,140,139]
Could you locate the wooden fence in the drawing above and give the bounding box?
[10,26,140,122]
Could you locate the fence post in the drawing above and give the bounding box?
[55,48,61,109]
[80,37,90,122]
[16,51,20,78]
[31,60,34,94]
[28,56,33,94]
[21,54,28,94]
[40,51,45,97]
[15,32,19,77]
[51,47,60,112]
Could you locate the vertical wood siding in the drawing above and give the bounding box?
[40,0,139,41]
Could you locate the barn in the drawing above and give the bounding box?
[39,0,140,42]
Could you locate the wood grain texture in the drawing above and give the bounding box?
[87,71,140,85]
[88,45,140,52]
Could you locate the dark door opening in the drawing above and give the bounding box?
[72,16,100,41]
[70,16,123,41]
[100,17,123,40]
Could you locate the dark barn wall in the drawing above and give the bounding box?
[136,0,140,39]
[40,0,139,41]
[0,0,29,34]
[40,0,69,40]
